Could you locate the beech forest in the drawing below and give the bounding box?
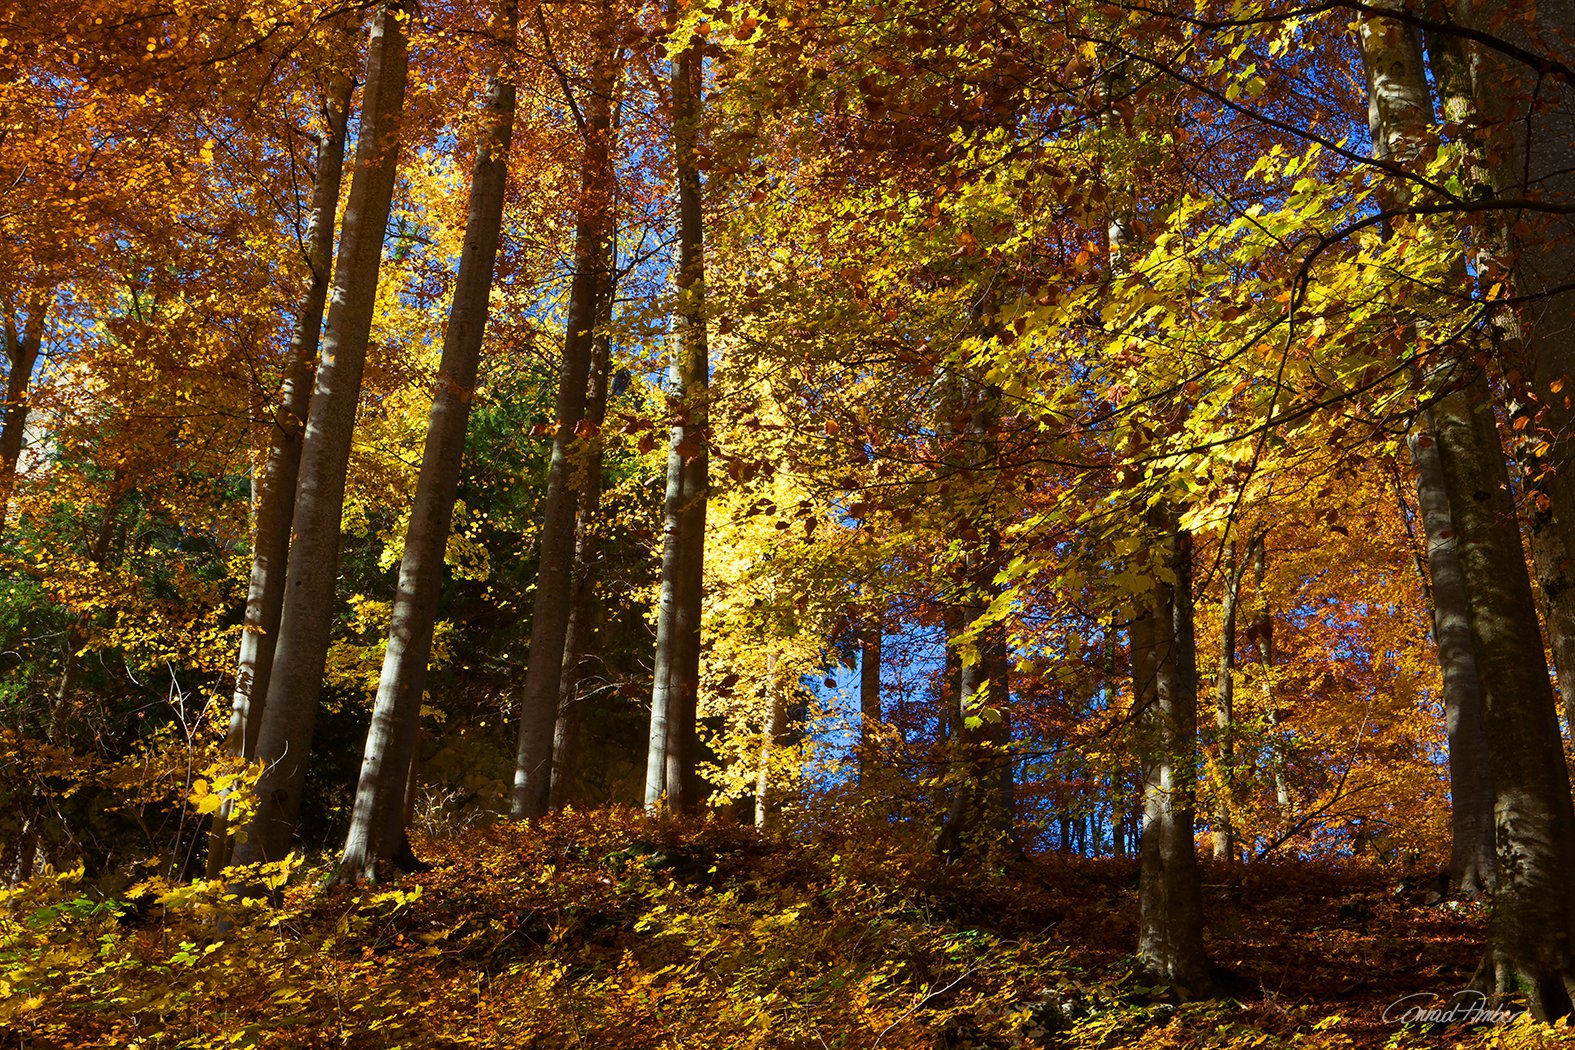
[6,0,1575,1045]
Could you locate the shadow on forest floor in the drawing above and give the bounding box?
[1,808,1563,1049]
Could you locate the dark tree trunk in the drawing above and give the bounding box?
[208,57,355,878]
[513,11,618,819]
[233,1,412,869]
[1212,539,1246,862]
[1135,505,1216,999]
[0,291,49,542]
[551,267,616,811]
[1410,429,1496,897]
[645,21,709,814]
[334,10,516,885]
[858,610,882,783]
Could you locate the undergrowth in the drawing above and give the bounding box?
[1,808,1569,1049]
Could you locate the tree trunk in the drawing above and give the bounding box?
[1135,504,1216,999]
[333,15,515,885]
[1247,536,1289,811]
[551,268,616,811]
[645,22,710,815]
[1212,540,1244,862]
[1429,13,1575,1015]
[1442,0,1575,761]
[232,1,412,870]
[1410,429,1496,897]
[754,653,788,830]
[208,61,355,879]
[0,292,49,542]
[1357,4,1497,899]
[511,12,618,820]
[858,610,882,783]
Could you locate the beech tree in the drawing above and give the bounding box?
[335,1,518,884]
[235,0,413,868]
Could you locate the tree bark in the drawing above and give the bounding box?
[550,267,616,811]
[208,59,355,879]
[1410,429,1496,897]
[645,22,710,815]
[754,653,788,830]
[858,610,882,784]
[1357,3,1497,899]
[1135,504,1216,999]
[1212,540,1247,862]
[232,1,412,869]
[0,292,49,542]
[334,13,515,885]
[1429,12,1575,1015]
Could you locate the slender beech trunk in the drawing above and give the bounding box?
[0,292,49,542]
[232,2,412,869]
[754,653,787,829]
[513,18,618,819]
[208,64,355,878]
[1358,7,1497,897]
[1135,504,1215,998]
[550,270,616,811]
[1212,540,1247,862]
[1247,536,1289,810]
[858,611,883,784]
[644,23,710,814]
[935,374,1015,858]
[334,17,515,884]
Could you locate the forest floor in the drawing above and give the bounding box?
[2,808,1569,1049]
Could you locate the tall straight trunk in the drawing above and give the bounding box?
[754,653,787,829]
[1411,429,1496,896]
[512,17,617,819]
[1212,540,1246,862]
[207,64,355,879]
[1248,537,1289,810]
[858,611,882,782]
[935,376,1015,858]
[1433,375,1575,1016]
[232,1,412,869]
[334,20,516,885]
[550,271,616,811]
[1357,6,1496,898]
[645,23,710,814]
[1425,16,1575,1014]
[1442,0,1575,748]
[0,292,49,542]
[1135,504,1215,998]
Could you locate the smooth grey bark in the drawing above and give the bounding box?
[1433,372,1575,1017]
[513,20,617,819]
[644,25,710,814]
[0,291,49,541]
[1442,0,1575,754]
[1212,540,1249,863]
[208,63,355,879]
[754,652,788,830]
[1357,5,1496,899]
[1427,13,1575,1015]
[1135,505,1216,999]
[550,270,616,811]
[1411,429,1496,897]
[334,28,516,885]
[858,611,882,783]
[232,1,412,870]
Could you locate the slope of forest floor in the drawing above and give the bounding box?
[2,808,1570,1049]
